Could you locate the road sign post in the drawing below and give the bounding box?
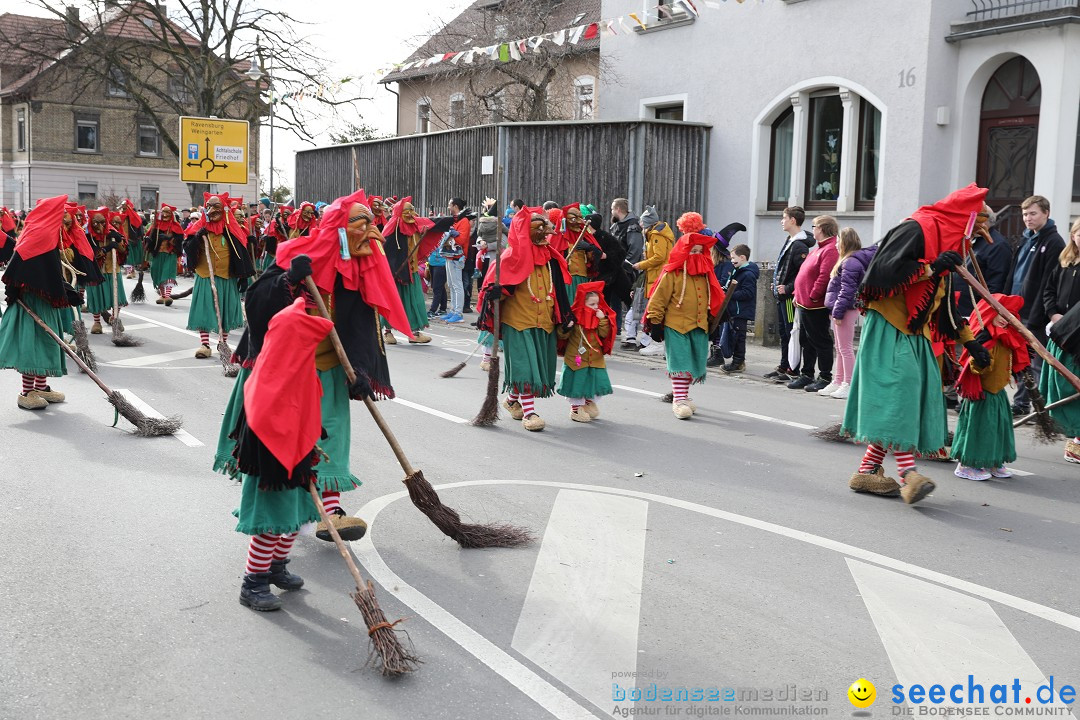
[178,117,250,185]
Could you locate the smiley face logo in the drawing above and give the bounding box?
[848,678,876,708]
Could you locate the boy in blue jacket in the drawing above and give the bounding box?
[716,244,758,373]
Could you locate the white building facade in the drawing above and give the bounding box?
[598,0,1080,259]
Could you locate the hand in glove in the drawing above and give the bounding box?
[649,322,665,343]
[286,254,312,284]
[348,373,374,401]
[929,250,963,275]
[64,284,83,308]
[964,339,992,368]
[974,328,992,345]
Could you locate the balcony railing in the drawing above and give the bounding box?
[967,0,1079,20]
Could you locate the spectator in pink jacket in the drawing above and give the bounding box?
[787,215,840,393]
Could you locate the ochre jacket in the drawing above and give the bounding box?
[558,318,609,369]
[501,264,556,332]
[646,270,711,334]
[637,222,675,297]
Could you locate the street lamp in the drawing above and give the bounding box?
[245,51,273,201]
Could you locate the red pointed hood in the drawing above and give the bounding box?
[571,279,616,355]
[287,201,320,234]
[909,183,989,260]
[276,189,414,337]
[483,206,570,290]
[652,232,725,316]
[382,196,434,238]
[120,198,143,229]
[151,203,185,235]
[62,202,95,261]
[15,195,66,261]
[184,192,247,244]
[244,297,334,478]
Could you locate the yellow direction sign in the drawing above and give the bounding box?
[179,116,249,184]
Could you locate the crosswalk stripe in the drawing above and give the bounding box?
[109,348,200,367]
[512,490,648,714]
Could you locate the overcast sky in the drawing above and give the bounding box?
[1,0,470,191]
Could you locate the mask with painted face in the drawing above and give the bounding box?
[530,214,553,246]
[206,197,224,223]
[346,203,377,257]
[564,206,584,234]
[401,202,417,225]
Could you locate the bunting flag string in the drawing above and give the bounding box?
[272,0,767,108]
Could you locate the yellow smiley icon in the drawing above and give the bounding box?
[848,678,876,709]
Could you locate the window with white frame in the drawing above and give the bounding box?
[75,113,99,153]
[77,182,98,205]
[574,75,595,120]
[137,120,160,157]
[449,94,465,128]
[765,87,882,212]
[417,98,431,134]
[16,109,26,152]
[107,67,130,98]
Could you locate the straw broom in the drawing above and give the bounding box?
[440,343,481,378]
[110,248,141,346]
[202,236,239,377]
[304,276,532,548]
[18,299,182,436]
[472,228,503,426]
[306,484,420,676]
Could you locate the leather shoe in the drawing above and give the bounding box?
[786,374,813,390]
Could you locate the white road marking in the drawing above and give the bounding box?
[109,348,201,367]
[512,490,648,714]
[357,480,1080,640]
[354,491,596,720]
[1002,467,1034,477]
[729,410,816,430]
[391,397,468,424]
[115,389,203,446]
[848,559,1071,710]
[117,322,156,331]
[119,310,201,338]
[612,384,664,398]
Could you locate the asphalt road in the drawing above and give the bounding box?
[2,279,1078,720]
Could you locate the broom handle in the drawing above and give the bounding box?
[307,484,368,591]
[954,266,1080,396]
[111,248,120,320]
[203,237,227,340]
[1014,391,1080,426]
[303,276,417,476]
[490,225,503,363]
[17,299,111,396]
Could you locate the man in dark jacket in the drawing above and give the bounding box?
[1010,195,1065,414]
[610,197,644,332]
[768,207,812,382]
[953,206,1014,318]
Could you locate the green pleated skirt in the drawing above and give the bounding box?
[841,311,947,454]
[952,389,1015,468]
[502,326,557,397]
[477,330,503,350]
[0,293,68,376]
[665,327,708,382]
[127,240,145,266]
[255,253,275,275]
[215,365,361,493]
[381,274,428,332]
[233,475,320,536]
[85,275,127,313]
[186,275,244,333]
[1039,339,1080,436]
[558,365,613,399]
[150,252,178,287]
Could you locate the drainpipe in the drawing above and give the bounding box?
[385,83,400,137]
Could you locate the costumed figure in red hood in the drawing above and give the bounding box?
[145,203,185,306]
[231,296,335,611]
[264,204,293,246]
[951,294,1029,480]
[476,206,574,431]
[183,192,255,358]
[0,195,83,410]
[645,231,725,419]
[370,196,387,231]
[0,206,18,266]
[61,202,103,293]
[85,206,129,332]
[559,203,603,298]
[557,280,616,423]
[379,196,454,343]
[213,188,405,543]
[244,211,268,275]
[1038,216,1080,463]
[841,183,990,505]
[117,198,145,278]
[287,201,319,239]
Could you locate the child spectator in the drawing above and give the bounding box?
[822,229,875,399]
[717,244,758,373]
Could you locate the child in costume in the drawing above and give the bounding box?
[645,231,725,419]
[233,297,334,611]
[558,281,615,422]
[85,206,128,333]
[841,184,990,505]
[0,195,81,409]
[952,294,1029,480]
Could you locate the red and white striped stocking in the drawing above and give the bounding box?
[199,331,210,346]
[245,533,279,574]
[518,393,536,416]
[273,532,298,560]
[859,443,887,473]
[670,373,691,401]
[321,491,341,515]
[21,374,34,394]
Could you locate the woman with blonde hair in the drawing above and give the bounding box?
[1038,217,1080,463]
[822,228,875,398]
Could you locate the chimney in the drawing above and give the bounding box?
[65,6,79,40]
